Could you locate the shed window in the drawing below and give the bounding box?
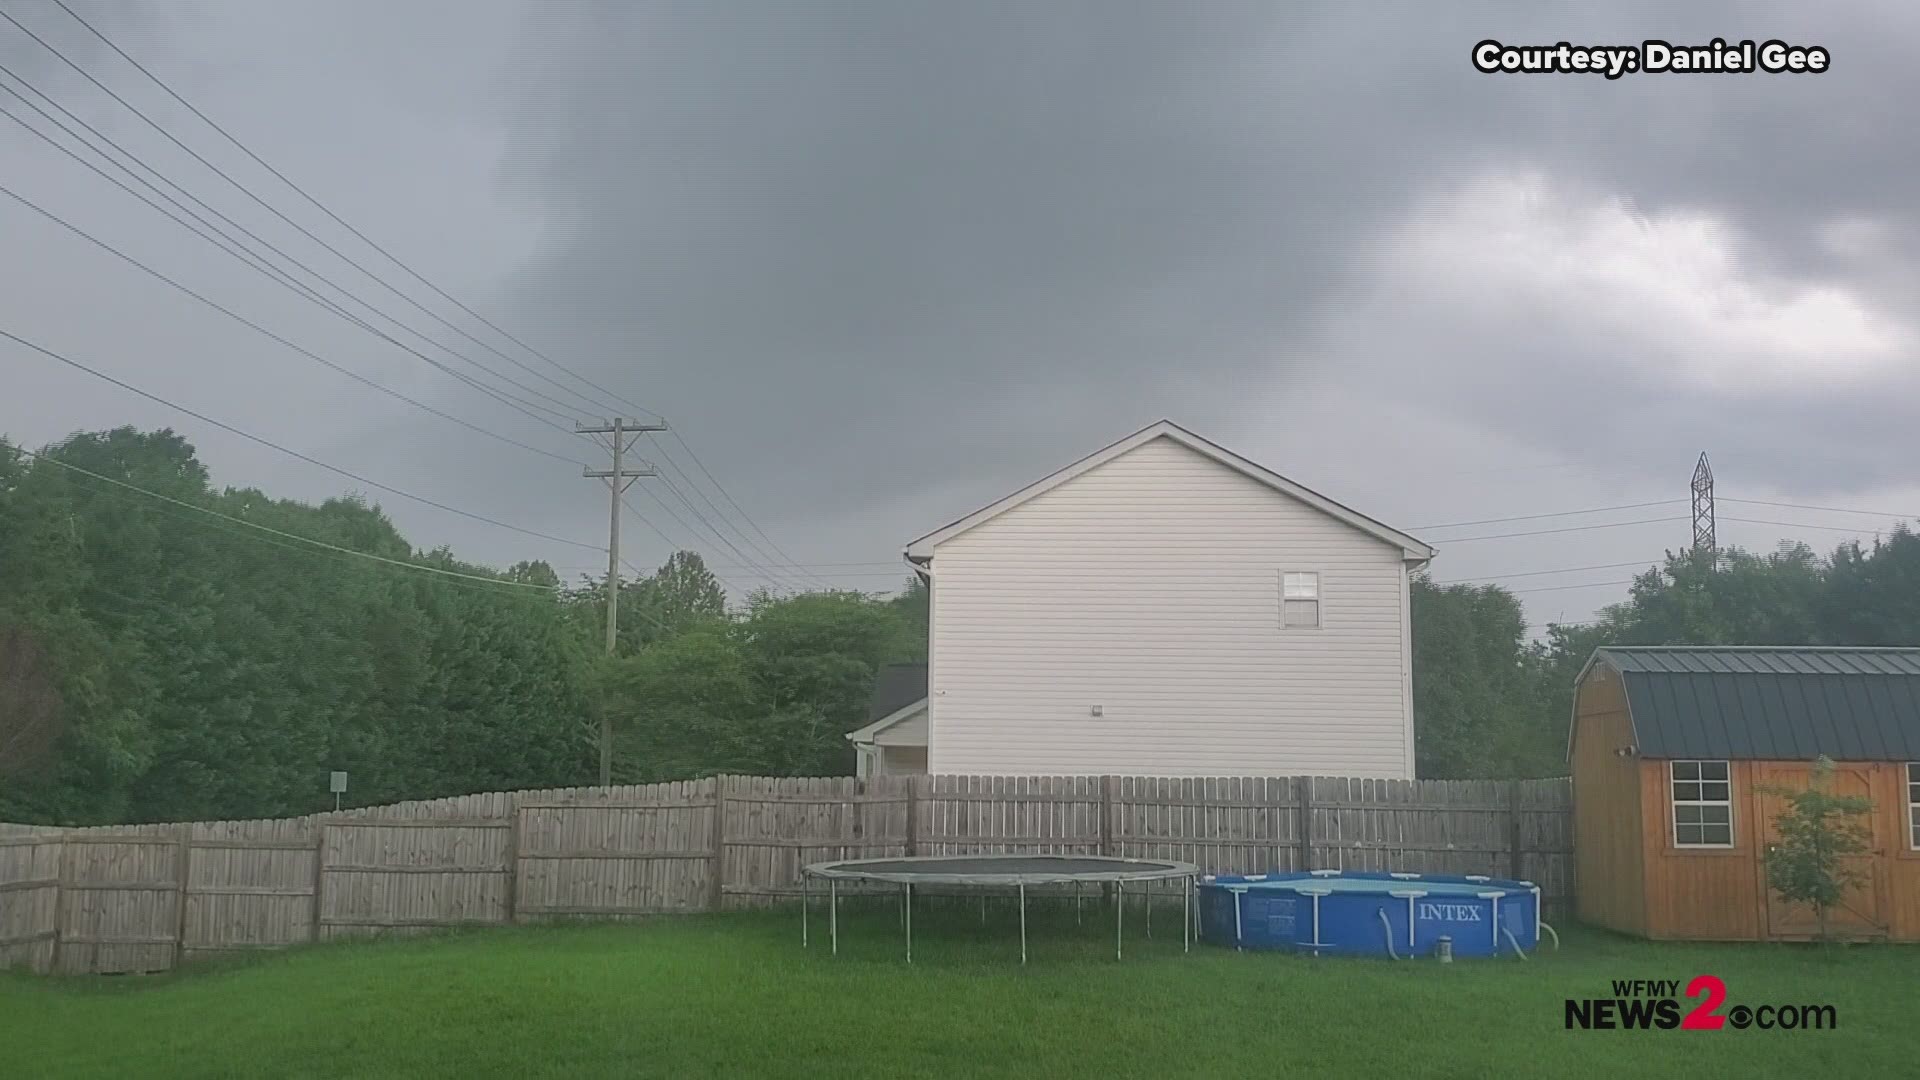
[1281,572,1320,629]
[1909,763,1919,851]
[1670,760,1733,848]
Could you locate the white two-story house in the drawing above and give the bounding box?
[848,420,1434,780]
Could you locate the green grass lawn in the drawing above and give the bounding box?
[6,897,1915,1079]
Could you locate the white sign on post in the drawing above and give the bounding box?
[329,771,348,810]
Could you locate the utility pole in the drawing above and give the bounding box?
[1691,452,1716,553]
[579,417,666,785]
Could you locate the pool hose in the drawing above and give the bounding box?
[1538,921,1561,951]
[1502,927,1529,961]
[1377,908,1402,960]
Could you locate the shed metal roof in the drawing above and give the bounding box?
[1599,645,1920,677]
[1587,646,1920,760]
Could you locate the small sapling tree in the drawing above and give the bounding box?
[1759,756,1874,943]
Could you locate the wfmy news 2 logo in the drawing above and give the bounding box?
[1566,976,1837,1031]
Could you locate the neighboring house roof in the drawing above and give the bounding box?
[1582,645,1920,760]
[847,662,928,744]
[867,662,928,721]
[903,420,1435,563]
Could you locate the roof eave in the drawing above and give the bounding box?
[844,697,929,744]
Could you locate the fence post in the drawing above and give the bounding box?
[709,776,729,912]
[49,832,70,974]
[310,818,327,943]
[905,776,919,856]
[1296,776,1315,871]
[1508,779,1524,880]
[504,795,521,925]
[1098,776,1115,858]
[174,823,192,969]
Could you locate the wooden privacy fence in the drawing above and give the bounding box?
[0,774,1571,975]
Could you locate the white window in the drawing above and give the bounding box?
[1670,760,1733,848]
[1908,763,1919,851]
[1281,572,1320,628]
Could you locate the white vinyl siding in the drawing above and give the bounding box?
[926,436,1413,778]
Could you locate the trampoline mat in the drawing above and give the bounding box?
[804,854,1197,884]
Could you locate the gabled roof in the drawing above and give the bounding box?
[903,420,1434,562]
[1580,645,1920,761]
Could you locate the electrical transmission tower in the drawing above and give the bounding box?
[580,417,667,785]
[1691,452,1716,553]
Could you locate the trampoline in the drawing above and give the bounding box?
[801,855,1199,963]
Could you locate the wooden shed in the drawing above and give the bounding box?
[1570,645,1920,941]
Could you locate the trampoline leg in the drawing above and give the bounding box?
[1116,881,1124,961]
[1018,882,1028,965]
[802,873,809,949]
[1146,887,1152,940]
[829,879,839,956]
[1075,882,1082,925]
[981,893,987,926]
[904,883,912,964]
[1182,875,1190,954]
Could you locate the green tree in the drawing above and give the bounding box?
[0,428,602,824]
[626,551,727,648]
[1759,757,1875,943]
[888,574,929,659]
[1410,578,1545,778]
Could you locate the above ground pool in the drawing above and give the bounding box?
[1197,870,1540,959]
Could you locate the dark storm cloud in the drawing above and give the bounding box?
[7,0,1918,613]
[491,0,1920,551]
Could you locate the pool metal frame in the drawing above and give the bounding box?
[800,854,1200,963]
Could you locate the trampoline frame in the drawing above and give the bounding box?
[799,854,1200,963]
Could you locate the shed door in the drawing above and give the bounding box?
[1753,764,1885,939]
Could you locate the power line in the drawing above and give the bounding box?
[1509,578,1635,596]
[2,327,606,552]
[1413,499,1683,530]
[1433,559,1659,585]
[22,5,828,590]
[647,469,811,592]
[617,493,752,597]
[1437,516,1688,544]
[0,87,589,434]
[1,4,609,421]
[0,66,591,430]
[1720,516,1906,536]
[0,182,593,469]
[13,448,555,591]
[66,471,557,600]
[656,429,836,589]
[11,6,825,588]
[47,0,664,424]
[42,0,673,430]
[30,2,830,589]
[1723,497,1920,523]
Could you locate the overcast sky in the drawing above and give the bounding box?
[4,1,1918,630]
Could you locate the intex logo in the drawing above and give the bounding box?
[1565,976,1837,1032]
[1417,902,1483,922]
